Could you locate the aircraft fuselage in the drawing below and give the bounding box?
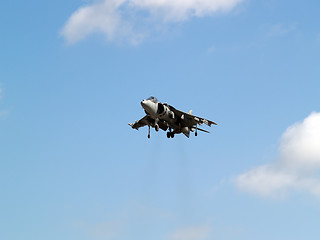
[141,98,191,137]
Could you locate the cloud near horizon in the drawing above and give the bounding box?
[236,112,320,198]
[61,0,244,44]
[169,223,212,240]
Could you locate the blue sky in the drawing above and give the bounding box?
[1,0,320,239]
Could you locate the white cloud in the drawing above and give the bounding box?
[236,112,320,198]
[169,224,212,240]
[61,0,132,44]
[61,0,244,44]
[129,0,244,21]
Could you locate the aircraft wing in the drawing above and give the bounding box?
[129,116,168,131]
[168,105,218,127]
[128,115,150,130]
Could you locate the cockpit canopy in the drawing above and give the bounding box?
[146,96,158,103]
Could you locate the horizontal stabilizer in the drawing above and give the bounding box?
[197,127,210,133]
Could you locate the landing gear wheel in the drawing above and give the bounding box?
[195,132,198,136]
[170,132,175,138]
[167,132,171,138]
[148,134,150,139]
[155,124,159,132]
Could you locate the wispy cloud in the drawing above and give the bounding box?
[74,220,123,240]
[169,223,212,240]
[207,45,215,54]
[267,23,296,37]
[236,112,320,198]
[61,0,244,44]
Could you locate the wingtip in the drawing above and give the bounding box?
[208,122,218,127]
[128,123,139,130]
[211,121,218,126]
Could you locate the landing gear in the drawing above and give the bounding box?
[195,124,198,136]
[155,118,159,132]
[148,125,151,139]
[167,131,174,138]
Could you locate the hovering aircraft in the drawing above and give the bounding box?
[129,96,217,138]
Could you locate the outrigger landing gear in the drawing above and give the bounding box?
[195,124,198,136]
[148,125,151,139]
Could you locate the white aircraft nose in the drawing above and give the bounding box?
[140,100,146,108]
[140,100,154,114]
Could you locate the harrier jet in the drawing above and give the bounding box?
[129,96,217,138]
